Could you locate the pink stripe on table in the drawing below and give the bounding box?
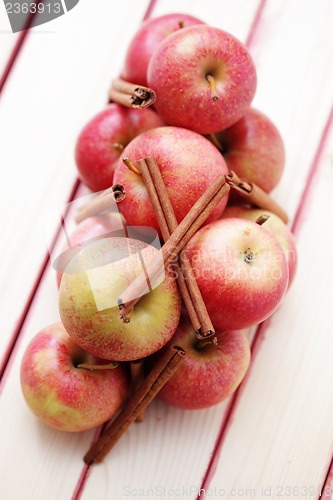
[322,458,333,499]
[0,0,45,94]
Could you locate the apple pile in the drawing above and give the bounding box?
[21,13,297,435]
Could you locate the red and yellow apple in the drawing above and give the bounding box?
[59,237,181,361]
[122,13,205,86]
[185,218,289,330]
[147,26,257,134]
[113,126,229,233]
[221,206,297,287]
[75,104,164,192]
[20,322,129,432]
[155,315,251,409]
[215,108,285,193]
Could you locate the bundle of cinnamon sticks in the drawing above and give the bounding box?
[109,78,156,109]
[118,157,230,337]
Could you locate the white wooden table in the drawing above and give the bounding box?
[1,0,332,498]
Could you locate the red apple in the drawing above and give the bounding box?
[20,322,129,432]
[147,26,257,134]
[155,315,251,409]
[215,108,285,193]
[221,206,297,287]
[75,104,164,192]
[59,236,181,361]
[113,126,229,233]
[122,13,205,86]
[185,218,289,330]
[56,213,126,288]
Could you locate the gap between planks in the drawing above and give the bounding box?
[322,456,333,499]
[0,0,45,93]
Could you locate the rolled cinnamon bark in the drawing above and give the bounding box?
[137,160,201,331]
[130,359,145,423]
[164,181,230,264]
[145,157,215,339]
[84,345,185,464]
[109,78,156,109]
[119,177,229,319]
[136,158,201,334]
[226,171,288,224]
[75,184,125,224]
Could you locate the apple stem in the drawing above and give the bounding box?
[178,20,184,29]
[196,336,217,350]
[206,75,219,101]
[77,361,118,371]
[113,143,125,151]
[209,133,224,152]
[123,157,141,176]
[256,214,270,226]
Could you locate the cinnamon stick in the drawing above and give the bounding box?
[109,78,156,109]
[226,171,288,224]
[255,214,270,226]
[145,157,215,339]
[164,181,230,264]
[75,184,125,224]
[136,158,201,334]
[84,345,186,464]
[118,177,229,319]
[130,359,145,423]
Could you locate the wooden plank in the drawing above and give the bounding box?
[208,111,333,497]
[0,0,151,368]
[249,0,333,219]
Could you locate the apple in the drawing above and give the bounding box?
[75,103,164,192]
[59,236,181,361]
[56,213,126,288]
[122,13,205,86]
[113,126,229,233]
[185,218,289,330]
[147,25,257,134]
[20,322,129,432]
[214,108,285,193]
[155,315,250,409]
[221,206,297,287]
